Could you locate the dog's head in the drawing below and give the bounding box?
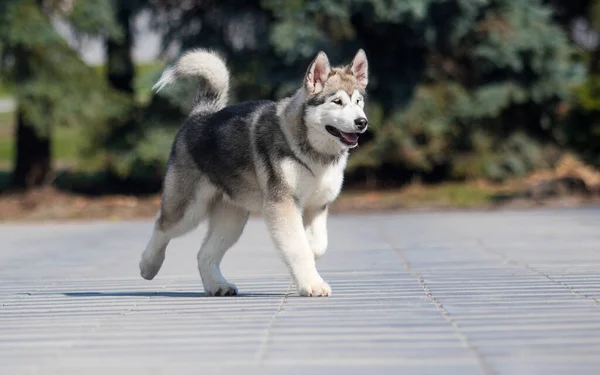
[302,49,369,154]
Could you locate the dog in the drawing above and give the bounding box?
[139,48,369,297]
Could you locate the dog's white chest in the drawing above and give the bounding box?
[280,158,346,209]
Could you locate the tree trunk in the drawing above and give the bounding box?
[103,2,138,181]
[11,108,51,189]
[106,3,134,93]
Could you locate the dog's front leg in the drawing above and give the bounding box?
[304,206,328,260]
[264,199,331,297]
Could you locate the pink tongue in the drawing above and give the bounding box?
[340,131,358,143]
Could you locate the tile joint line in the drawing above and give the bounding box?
[379,228,496,375]
[255,282,292,364]
[477,239,600,307]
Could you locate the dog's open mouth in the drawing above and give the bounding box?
[325,126,359,146]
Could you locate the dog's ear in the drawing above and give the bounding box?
[305,51,331,94]
[350,49,368,90]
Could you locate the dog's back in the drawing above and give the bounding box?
[174,100,276,203]
[153,50,276,205]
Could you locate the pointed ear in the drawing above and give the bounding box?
[350,49,368,90]
[305,51,331,94]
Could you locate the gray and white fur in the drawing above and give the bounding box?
[139,48,369,297]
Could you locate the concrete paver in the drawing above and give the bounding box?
[1,207,600,374]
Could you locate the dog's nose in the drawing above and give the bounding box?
[354,117,368,131]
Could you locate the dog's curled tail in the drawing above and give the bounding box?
[152,49,230,113]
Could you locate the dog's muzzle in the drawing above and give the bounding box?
[326,125,364,147]
[325,117,368,147]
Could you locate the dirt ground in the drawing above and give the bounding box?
[0,182,597,223]
[1,155,599,223]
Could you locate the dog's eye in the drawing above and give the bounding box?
[332,99,343,106]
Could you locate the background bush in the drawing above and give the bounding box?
[1,0,599,191]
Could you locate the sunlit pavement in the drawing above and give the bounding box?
[1,207,600,374]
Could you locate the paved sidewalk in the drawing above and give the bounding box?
[1,207,600,374]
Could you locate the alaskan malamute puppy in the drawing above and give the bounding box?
[139,49,369,296]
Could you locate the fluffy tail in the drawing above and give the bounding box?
[153,49,230,113]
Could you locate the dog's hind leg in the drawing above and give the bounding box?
[197,200,249,296]
[139,170,213,280]
[139,219,171,280]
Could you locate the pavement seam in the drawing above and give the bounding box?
[255,282,292,365]
[379,229,496,375]
[477,239,600,307]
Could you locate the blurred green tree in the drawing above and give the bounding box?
[0,0,126,189]
[97,0,579,187]
[548,0,600,167]
[94,0,283,183]
[262,0,575,182]
[80,0,154,185]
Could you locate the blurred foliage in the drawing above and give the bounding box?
[272,0,575,182]
[2,0,600,190]
[113,0,577,185]
[0,0,127,136]
[563,74,600,166]
[556,0,600,168]
[0,0,129,188]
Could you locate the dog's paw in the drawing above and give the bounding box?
[204,282,238,297]
[139,257,163,280]
[298,281,331,297]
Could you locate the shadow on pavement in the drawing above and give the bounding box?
[62,291,285,298]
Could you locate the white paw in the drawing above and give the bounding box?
[203,282,238,297]
[298,281,331,297]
